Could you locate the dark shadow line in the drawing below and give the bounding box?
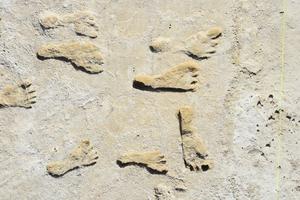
[37,54,101,75]
[184,52,209,61]
[116,160,167,175]
[177,112,189,169]
[132,81,193,93]
[48,162,97,178]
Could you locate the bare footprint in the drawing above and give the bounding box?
[0,81,36,108]
[182,27,223,59]
[178,106,213,171]
[47,140,98,177]
[149,27,222,60]
[133,61,200,92]
[117,151,168,174]
[39,11,99,38]
[37,41,104,74]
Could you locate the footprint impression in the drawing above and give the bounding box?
[0,81,36,108]
[117,150,168,174]
[178,106,213,171]
[133,61,200,92]
[150,27,223,60]
[37,41,104,74]
[39,11,99,38]
[47,140,98,177]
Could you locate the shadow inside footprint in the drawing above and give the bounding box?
[132,81,193,93]
[149,46,160,53]
[48,166,79,178]
[201,164,210,172]
[48,162,97,178]
[116,160,167,175]
[184,51,210,61]
[37,54,101,74]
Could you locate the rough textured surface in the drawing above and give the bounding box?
[134,61,200,91]
[0,0,299,200]
[39,11,99,38]
[154,184,175,200]
[47,140,98,177]
[118,151,168,174]
[37,41,104,73]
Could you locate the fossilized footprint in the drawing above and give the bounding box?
[150,27,222,59]
[37,41,104,73]
[39,11,99,38]
[47,140,98,177]
[178,106,213,171]
[117,151,168,174]
[0,81,36,108]
[133,61,200,91]
[182,27,223,59]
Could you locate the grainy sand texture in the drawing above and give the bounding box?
[0,0,299,199]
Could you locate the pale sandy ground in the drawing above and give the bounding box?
[0,0,299,199]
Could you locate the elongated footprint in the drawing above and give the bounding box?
[39,11,99,38]
[47,140,98,177]
[133,61,200,92]
[117,151,168,174]
[37,41,104,74]
[150,27,223,60]
[178,106,213,171]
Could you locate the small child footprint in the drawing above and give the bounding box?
[149,27,223,60]
[39,11,99,38]
[182,27,223,59]
[117,150,168,174]
[0,81,36,108]
[178,106,213,171]
[133,61,200,92]
[37,41,104,74]
[47,140,98,177]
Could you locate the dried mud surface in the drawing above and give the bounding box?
[0,0,299,199]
